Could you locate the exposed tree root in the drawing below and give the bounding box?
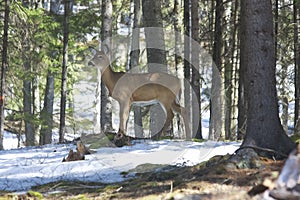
[236,145,288,159]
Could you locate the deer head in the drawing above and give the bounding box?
[88,47,110,72]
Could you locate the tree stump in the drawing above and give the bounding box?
[62,141,91,162]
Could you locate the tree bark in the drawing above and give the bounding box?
[40,70,54,145]
[240,0,295,157]
[23,64,35,146]
[276,0,289,134]
[129,0,143,138]
[101,0,113,132]
[184,0,191,139]
[191,0,202,139]
[59,0,71,143]
[173,0,183,137]
[224,0,239,140]
[210,0,224,140]
[0,0,10,150]
[142,0,168,138]
[237,69,247,140]
[294,0,300,135]
[237,1,247,140]
[141,0,167,72]
[93,67,101,134]
[22,36,36,146]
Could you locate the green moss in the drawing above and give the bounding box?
[88,137,114,149]
[80,133,115,149]
[172,179,184,187]
[76,194,91,200]
[27,190,43,199]
[128,163,168,173]
[104,184,120,191]
[159,136,174,140]
[192,138,206,142]
[120,171,129,176]
[290,134,300,143]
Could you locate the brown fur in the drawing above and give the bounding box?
[89,49,190,138]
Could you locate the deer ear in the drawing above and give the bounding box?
[101,44,110,55]
[88,46,97,56]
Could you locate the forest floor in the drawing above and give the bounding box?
[2,153,284,200]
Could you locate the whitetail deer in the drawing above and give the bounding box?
[88,47,190,139]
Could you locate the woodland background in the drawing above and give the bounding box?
[0,0,299,156]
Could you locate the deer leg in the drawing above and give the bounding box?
[172,102,191,139]
[118,101,131,135]
[114,101,131,147]
[161,107,174,136]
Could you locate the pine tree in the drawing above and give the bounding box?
[240,0,295,157]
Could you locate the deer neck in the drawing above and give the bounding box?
[101,65,120,96]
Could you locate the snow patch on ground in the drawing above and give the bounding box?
[0,137,240,192]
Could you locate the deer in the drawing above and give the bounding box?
[88,47,190,141]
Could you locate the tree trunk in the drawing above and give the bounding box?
[0,0,10,150]
[224,74,232,137]
[275,0,279,61]
[141,0,167,71]
[237,64,247,140]
[33,77,40,142]
[59,0,71,143]
[275,0,289,134]
[92,1,102,135]
[23,67,35,146]
[40,70,54,145]
[224,1,239,140]
[101,0,113,132]
[237,0,247,140]
[142,0,168,138]
[184,0,191,139]
[93,67,101,134]
[240,0,295,157]
[173,0,182,137]
[294,0,300,135]
[191,0,202,139]
[129,0,143,138]
[224,0,239,140]
[22,38,36,146]
[50,0,62,14]
[210,0,224,140]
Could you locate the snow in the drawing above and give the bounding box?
[0,133,240,192]
[2,131,23,150]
